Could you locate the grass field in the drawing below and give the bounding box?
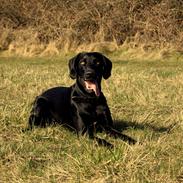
[0,54,183,183]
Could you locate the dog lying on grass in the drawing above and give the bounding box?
[28,52,136,147]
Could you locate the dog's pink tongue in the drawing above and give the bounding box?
[85,81,100,96]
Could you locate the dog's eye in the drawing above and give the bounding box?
[96,61,100,65]
[80,61,86,65]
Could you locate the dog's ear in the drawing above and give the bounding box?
[102,54,112,79]
[92,52,112,79]
[68,53,84,79]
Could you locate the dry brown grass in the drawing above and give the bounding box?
[0,0,182,56]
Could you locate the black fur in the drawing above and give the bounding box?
[28,52,136,147]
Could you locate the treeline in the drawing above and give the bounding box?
[0,0,182,53]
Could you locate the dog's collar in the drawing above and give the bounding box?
[71,96,99,103]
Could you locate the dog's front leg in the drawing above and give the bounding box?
[73,113,113,148]
[96,104,136,145]
[104,127,136,145]
[87,122,113,148]
[87,123,95,139]
[103,115,137,145]
[96,104,113,130]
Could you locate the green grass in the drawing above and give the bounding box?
[0,55,183,183]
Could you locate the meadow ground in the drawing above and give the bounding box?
[0,54,183,183]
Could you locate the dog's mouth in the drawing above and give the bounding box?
[84,80,100,96]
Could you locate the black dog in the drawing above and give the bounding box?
[28,52,136,147]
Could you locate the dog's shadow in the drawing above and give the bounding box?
[113,120,175,133]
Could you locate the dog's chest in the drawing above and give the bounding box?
[72,95,107,116]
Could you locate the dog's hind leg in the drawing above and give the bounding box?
[28,96,52,130]
[28,113,45,129]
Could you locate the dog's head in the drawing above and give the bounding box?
[69,52,112,97]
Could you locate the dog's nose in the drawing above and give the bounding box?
[85,71,95,80]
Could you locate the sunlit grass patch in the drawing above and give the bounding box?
[0,55,183,182]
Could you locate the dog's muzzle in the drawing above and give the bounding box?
[84,80,100,96]
[84,71,100,96]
